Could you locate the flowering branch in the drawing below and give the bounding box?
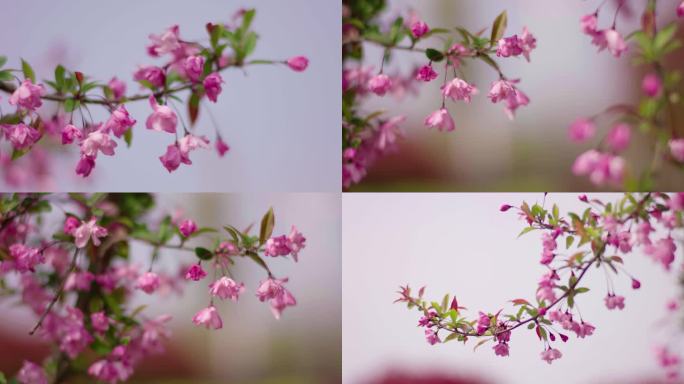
[0,8,309,186]
[342,0,536,189]
[397,192,683,380]
[0,193,307,383]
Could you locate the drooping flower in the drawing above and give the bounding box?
[493,342,509,357]
[75,156,96,178]
[192,305,223,329]
[497,35,523,58]
[424,108,455,132]
[572,150,625,186]
[90,311,110,333]
[642,73,662,98]
[108,77,126,100]
[61,124,83,144]
[568,118,596,142]
[80,129,117,158]
[133,66,166,88]
[576,322,595,338]
[64,271,95,291]
[603,29,628,58]
[103,105,136,138]
[424,328,440,345]
[87,346,134,384]
[136,272,161,294]
[604,294,625,310]
[644,237,676,270]
[209,276,245,301]
[255,277,287,301]
[488,79,516,103]
[178,219,197,237]
[606,123,631,152]
[147,25,181,56]
[410,21,429,38]
[73,218,108,248]
[8,243,44,273]
[265,235,291,257]
[159,144,183,173]
[177,134,210,162]
[184,55,205,83]
[146,96,177,133]
[540,348,562,364]
[286,56,309,72]
[9,79,45,111]
[669,139,684,162]
[476,312,490,335]
[18,360,48,384]
[580,13,599,35]
[441,78,478,103]
[64,216,80,235]
[203,72,224,102]
[416,64,438,82]
[4,123,41,149]
[287,226,306,262]
[215,137,230,157]
[368,74,392,96]
[185,263,206,281]
[376,115,405,151]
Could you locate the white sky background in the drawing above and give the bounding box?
[0,0,340,192]
[343,193,682,384]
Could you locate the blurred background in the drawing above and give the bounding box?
[349,0,684,191]
[0,193,341,383]
[0,0,340,192]
[343,193,682,384]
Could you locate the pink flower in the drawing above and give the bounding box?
[146,96,177,133]
[476,312,490,335]
[216,241,240,257]
[18,360,48,384]
[4,123,41,149]
[136,272,161,294]
[185,263,206,281]
[147,25,181,56]
[572,150,625,186]
[178,219,197,237]
[416,64,438,82]
[368,74,392,96]
[580,13,599,35]
[61,124,83,144]
[178,134,210,160]
[90,311,110,333]
[256,277,297,317]
[108,77,126,100]
[159,145,183,172]
[410,21,429,38]
[87,346,133,383]
[192,305,223,329]
[103,105,136,138]
[75,156,96,178]
[203,72,224,102]
[265,235,291,257]
[216,137,230,157]
[209,276,245,301]
[576,322,595,338]
[376,115,405,151]
[424,329,440,345]
[73,218,108,248]
[9,79,45,111]
[497,36,523,58]
[604,294,625,310]
[540,348,562,364]
[606,123,631,152]
[287,226,306,262]
[669,139,684,162]
[642,73,662,97]
[64,271,95,291]
[9,244,44,273]
[644,237,676,270]
[441,78,478,103]
[632,278,641,289]
[488,79,515,103]
[424,108,455,132]
[520,28,538,61]
[286,56,309,72]
[678,1,684,17]
[133,66,166,88]
[603,29,628,58]
[80,129,117,158]
[64,216,80,235]
[493,342,509,357]
[503,88,529,119]
[184,55,205,82]
[568,118,596,142]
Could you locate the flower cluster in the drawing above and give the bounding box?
[570,1,684,189]
[397,193,683,381]
[342,0,536,189]
[0,194,306,383]
[0,8,308,185]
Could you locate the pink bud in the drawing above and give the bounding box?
[642,73,662,98]
[606,123,631,152]
[669,139,684,162]
[500,204,513,212]
[678,1,684,17]
[368,74,392,96]
[179,219,197,237]
[215,137,230,157]
[410,21,429,38]
[632,278,641,289]
[286,56,309,72]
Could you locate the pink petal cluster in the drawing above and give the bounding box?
[88,345,134,384]
[146,96,177,133]
[642,73,662,98]
[606,123,631,152]
[368,74,392,96]
[256,277,297,319]
[264,226,307,262]
[416,64,438,82]
[184,55,205,82]
[192,305,223,329]
[103,105,137,138]
[488,79,529,119]
[286,56,309,72]
[203,72,224,102]
[644,237,676,270]
[572,150,625,186]
[540,347,562,364]
[185,263,207,281]
[604,294,625,310]
[669,139,684,162]
[178,219,197,237]
[9,79,45,111]
[18,360,48,384]
[496,27,536,61]
[61,124,83,145]
[441,78,478,103]
[90,311,110,333]
[73,218,108,248]
[424,328,440,345]
[410,21,429,38]
[133,66,166,88]
[108,77,127,100]
[136,271,161,294]
[209,276,245,301]
[424,108,455,132]
[2,123,41,150]
[147,25,181,56]
[568,118,596,142]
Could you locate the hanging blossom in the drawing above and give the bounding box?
[342,5,536,189]
[397,193,683,380]
[570,1,684,189]
[0,8,309,185]
[0,194,307,383]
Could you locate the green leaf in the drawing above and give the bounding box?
[63,98,76,113]
[54,65,65,91]
[259,207,275,245]
[194,247,214,260]
[123,127,133,147]
[654,23,678,55]
[223,225,240,243]
[240,9,256,33]
[11,148,29,161]
[425,48,444,62]
[517,226,535,238]
[0,56,7,68]
[565,236,575,249]
[0,70,12,82]
[243,31,258,58]
[490,10,508,44]
[21,59,35,82]
[443,332,459,343]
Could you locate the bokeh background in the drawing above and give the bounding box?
[349,0,684,191]
[0,0,340,192]
[0,193,341,383]
[343,193,682,384]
